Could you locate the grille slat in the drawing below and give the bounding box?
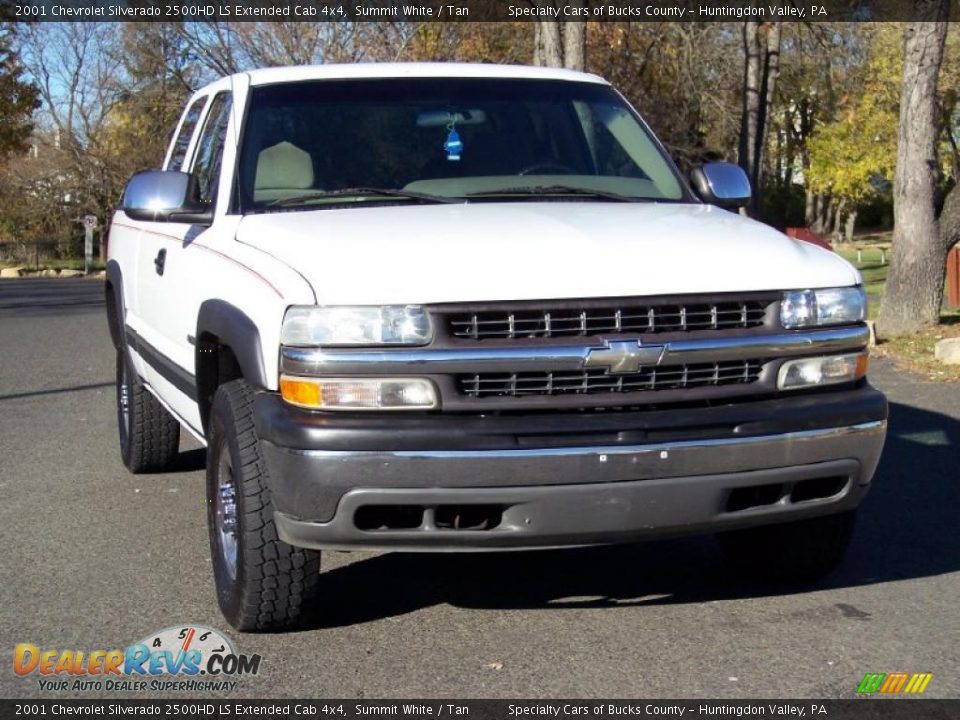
[448,300,770,339]
[459,360,764,398]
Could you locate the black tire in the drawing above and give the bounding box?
[715,510,857,584]
[206,379,321,632]
[116,347,180,473]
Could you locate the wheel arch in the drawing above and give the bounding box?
[195,299,268,435]
[105,260,124,349]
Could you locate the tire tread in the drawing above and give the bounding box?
[118,349,179,473]
[209,380,320,632]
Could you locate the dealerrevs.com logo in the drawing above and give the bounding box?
[13,625,261,693]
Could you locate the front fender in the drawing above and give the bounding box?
[195,299,268,389]
[105,260,124,349]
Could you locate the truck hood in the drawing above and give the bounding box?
[235,202,859,305]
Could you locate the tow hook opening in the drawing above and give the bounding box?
[725,475,850,513]
[354,505,424,531]
[790,475,848,503]
[434,505,504,531]
[352,504,505,532]
[726,483,785,513]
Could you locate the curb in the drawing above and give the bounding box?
[0,268,106,279]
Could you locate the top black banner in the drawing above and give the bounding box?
[7,0,951,23]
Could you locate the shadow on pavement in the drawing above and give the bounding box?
[303,400,959,629]
[170,448,206,473]
[0,381,113,402]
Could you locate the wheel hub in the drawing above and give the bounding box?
[117,361,130,443]
[215,449,239,579]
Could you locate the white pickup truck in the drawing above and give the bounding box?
[107,63,886,632]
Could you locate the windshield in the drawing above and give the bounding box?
[237,78,686,212]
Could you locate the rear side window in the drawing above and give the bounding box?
[191,92,233,205]
[165,97,206,171]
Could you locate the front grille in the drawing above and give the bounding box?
[448,300,771,340]
[459,359,765,398]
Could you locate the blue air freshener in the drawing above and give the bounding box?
[444,128,463,161]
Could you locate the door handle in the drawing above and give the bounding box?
[154,249,166,276]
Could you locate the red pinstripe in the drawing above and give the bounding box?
[110,222,284,299]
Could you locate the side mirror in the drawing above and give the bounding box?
[690,162,751,209]
[121,170,212,225]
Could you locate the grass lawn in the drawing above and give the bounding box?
[837,240,960,382]
[877,320,960,383]
[837,246,888,319]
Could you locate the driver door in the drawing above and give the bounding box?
[135,90,233,435]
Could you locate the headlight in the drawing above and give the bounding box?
[281,305,432,347]
[780,287,866,328]
[778,352,868,390]
[280,375,438,410]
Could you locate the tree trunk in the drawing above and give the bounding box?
[845,209,858,245]
[804,188,817,227]
[832,198,847,241]
[812,195,833,235]
[537,20,563,68]
[533,21,542,66]
[782,106,796,187]
[533,9,584,71]
[738,22,780,217]
[754,23,781,185]
[876,6,950,338]
[824,197,834,234]
[562,12,586,71]
[774,124,784,187]
[739,22,762,197]
[809,194,822,232]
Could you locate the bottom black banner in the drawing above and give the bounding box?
[2,700,959,720]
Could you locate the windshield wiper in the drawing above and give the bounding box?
[267,187,462,207]
[465,185,650,202]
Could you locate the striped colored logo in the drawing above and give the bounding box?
[857,672,933,694]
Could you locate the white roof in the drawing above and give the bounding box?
[240,62,608,87]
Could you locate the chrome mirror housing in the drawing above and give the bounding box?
[690,162,752,209]
[121,170,211,224]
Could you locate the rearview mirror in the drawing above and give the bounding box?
[415,109,487,128]
[690,162,751,209]
[121,170,212,224]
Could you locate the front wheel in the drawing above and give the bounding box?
[206,379,321,632]
[715,510,857,584]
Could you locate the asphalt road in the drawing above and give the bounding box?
[1,278,958,700]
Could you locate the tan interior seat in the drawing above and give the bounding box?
[254,141,314,202]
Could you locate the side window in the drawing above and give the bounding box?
[165,97,206,171]
[191,92,233,206]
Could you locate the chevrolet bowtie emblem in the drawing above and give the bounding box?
[583,340,665,374]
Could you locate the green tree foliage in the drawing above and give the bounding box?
[0,22,39,158]
[95,23,195,181]
[805,26,899,207]
[806,24,959,213]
